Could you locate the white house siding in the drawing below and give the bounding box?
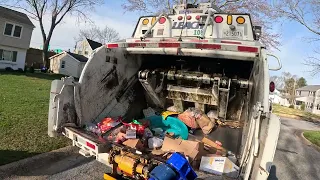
[49,54,64,74]
[0,45,26,70]
[77,62,86,78]
[311,89,320,115]
[49,53,82,78]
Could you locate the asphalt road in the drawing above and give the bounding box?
[272,118,320,180]
[1,118,319,180]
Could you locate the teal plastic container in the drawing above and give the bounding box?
[147,115,188,140]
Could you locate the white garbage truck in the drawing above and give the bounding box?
[48,2,282,180]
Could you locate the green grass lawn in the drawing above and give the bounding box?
[0,72,70,165]
[303,131,320,147]
[272,104,320,122]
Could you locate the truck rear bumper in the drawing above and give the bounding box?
[63,127,112,167]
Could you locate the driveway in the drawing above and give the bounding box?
[272,118,320,180]
[0,118,319,180]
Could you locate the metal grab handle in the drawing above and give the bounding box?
[267,53,282,71]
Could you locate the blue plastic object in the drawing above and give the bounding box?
[147,115,188,140]
[149,163,177,180]
[166,152,198,180]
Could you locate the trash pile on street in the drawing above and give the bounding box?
[84,107,239,179]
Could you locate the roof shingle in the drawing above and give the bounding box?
[0,6,34,27]
[66,52,88,62]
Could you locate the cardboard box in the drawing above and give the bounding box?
[202,137,227,156]
[161,136,205,163]
[122,139,143,150]
[199,155,239,178]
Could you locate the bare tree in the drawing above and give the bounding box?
[1,0,102,68]
[76,25,120,44]
[269,0,320,75]
[121,0,281,50]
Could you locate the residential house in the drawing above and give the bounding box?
[0,6,34,70]
[295,85,320,114]
[270,89,290,107]
[74,38,102,58]
[49,51,88,78]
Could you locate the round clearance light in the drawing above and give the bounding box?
[178,16,183,20]
[187,15,192,20]
[142,18,149,25]
[151,17,156,25]
[196,15,201,20]
[270,81,275,92]
[214,16,223,23]
[159,17,166,24]
[236,16,245,24]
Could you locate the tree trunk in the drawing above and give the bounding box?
[42,42,50,68]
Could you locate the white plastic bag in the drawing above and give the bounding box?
[148,137,164,149]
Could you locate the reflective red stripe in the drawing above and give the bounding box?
[107,44,119,48]
[86,142,96,150]
[159,43,180,48]
[128,43,146,47]
[196,44,221,49]
[238,46,258,53]
[221,40,242,44]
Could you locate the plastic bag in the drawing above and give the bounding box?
[148,137,164,149]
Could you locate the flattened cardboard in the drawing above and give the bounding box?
[123,139,143,150]
[202,137,227,155]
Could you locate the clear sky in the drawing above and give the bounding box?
[28,1,320,85]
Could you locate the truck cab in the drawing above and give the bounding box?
[48,2,281,179]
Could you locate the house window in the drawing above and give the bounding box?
[4,23,13,36]
[61,61,65,68]
[3,23,23,38]
[0,49,17,62]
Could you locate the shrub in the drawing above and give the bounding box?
[301,103,306,111]
[17,68,24,72]
[29,66,35,73]
[5,67,13,71]
[289,105,294,109]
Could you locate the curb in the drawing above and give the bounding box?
[0,146,78,176]
[300,131,320,152]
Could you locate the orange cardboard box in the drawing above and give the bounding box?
[161,136,206,162]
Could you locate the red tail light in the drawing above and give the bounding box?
[270,81,275,92]
[159,17,166,24]
[107,44,119,48]
[178,16,183,20]
[187,15,192,20]
[196,15,201,20]
[214,16,223,23]
[86,142,96,150]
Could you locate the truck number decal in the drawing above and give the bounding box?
[193,30,203,35]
